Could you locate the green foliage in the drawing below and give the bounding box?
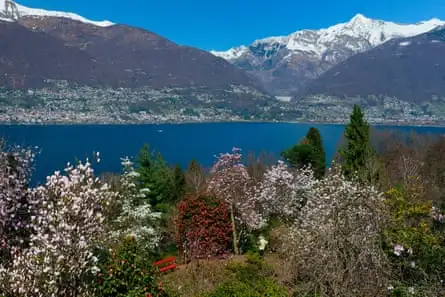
[207,254,288,297]
[208,277,286,297]
[339,105,376,181]
[172,164,186,202]
[282,143,313,167]
[187,159,201,173]
[384,186,445,293]
[95,235,168,297]
[241,217,281,255]
[387,283,441,297]
[281,127,326,179]
[136,144,185,211]
[305,127,325,167]
[134,145,187,260]
[388,285,415,297]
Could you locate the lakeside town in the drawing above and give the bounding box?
[2,82,445,126]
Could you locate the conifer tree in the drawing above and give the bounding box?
[339,105,376,181]
[281,127,326,179]
[135,144,175,210]
[305,127,326,178]
[172,164,186,203]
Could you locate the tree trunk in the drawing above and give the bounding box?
[230,204,239,255]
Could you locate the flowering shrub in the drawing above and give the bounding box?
[384,185,445,295]
[95,235,167,297]
[111,157,161,252]
[286,167,389,297]
[0,144,36,267]
[248,160,316,224]
[176,194,232,261]
[208,147,261,254]
[0,158,118,297]
[431,205,445,223]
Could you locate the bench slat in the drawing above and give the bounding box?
[153,256,176,267]
[159,263,177,273]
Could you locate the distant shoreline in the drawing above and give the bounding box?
[1,119,445,128]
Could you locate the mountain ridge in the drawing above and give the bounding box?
[0,1,265,92]
[211,14,445,95]
[0,0,113,26]
[0,0,277,124]
[211,14,444,60]
[2,1,445,124]
[297,26,445,104]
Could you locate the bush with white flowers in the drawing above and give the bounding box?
[0,158,118,297]
[249,160,316,224]
[285,168,389,297]
[0,144,35,267]
[111,157,161,252]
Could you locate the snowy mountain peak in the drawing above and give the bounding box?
[210,14,445,96]
[420,17,443,25]
[349,13,372,25]
[0,0,114,27]
[211,15,445,61]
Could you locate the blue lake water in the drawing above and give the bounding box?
[1,123,445,185]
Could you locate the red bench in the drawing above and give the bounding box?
[153,256,177,273]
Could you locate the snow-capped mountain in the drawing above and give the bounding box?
[211,14,445,95]
[299,26,445,103]
[0,0,113,26]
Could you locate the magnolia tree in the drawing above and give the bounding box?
[208,147,262,254]
[0,145,35,266]
[111,157,161,252]
[249,160,317,224]
[286,168,389,297]
[0,158,118,297]
[208,151,318,254]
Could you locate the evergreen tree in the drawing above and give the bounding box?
[135,144,153,196]
[172,164,186,203]
[281,127,326,179]
[282,143,313,167]
[187,159,201,174]
[137,144,152,170]
[304,127,326,178]
[135,144,175,210]
[339,105,376,181]
[306,128,325,156]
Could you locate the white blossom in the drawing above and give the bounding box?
[285,167,389,296]
[431,206,445,223]
[0,145,35,264]
[110,157,161,251]
[248,160,317,224]
[394,244,405,256]
[258,235,268,251]
[1,158,117,297]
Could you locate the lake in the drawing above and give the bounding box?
[1,123,445,185]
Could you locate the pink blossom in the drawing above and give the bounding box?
[394,244,404,256]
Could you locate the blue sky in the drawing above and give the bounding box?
[20,0,445,51]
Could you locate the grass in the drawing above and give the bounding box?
[161,254,295,297]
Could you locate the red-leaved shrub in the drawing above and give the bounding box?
[176,194,232,262]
